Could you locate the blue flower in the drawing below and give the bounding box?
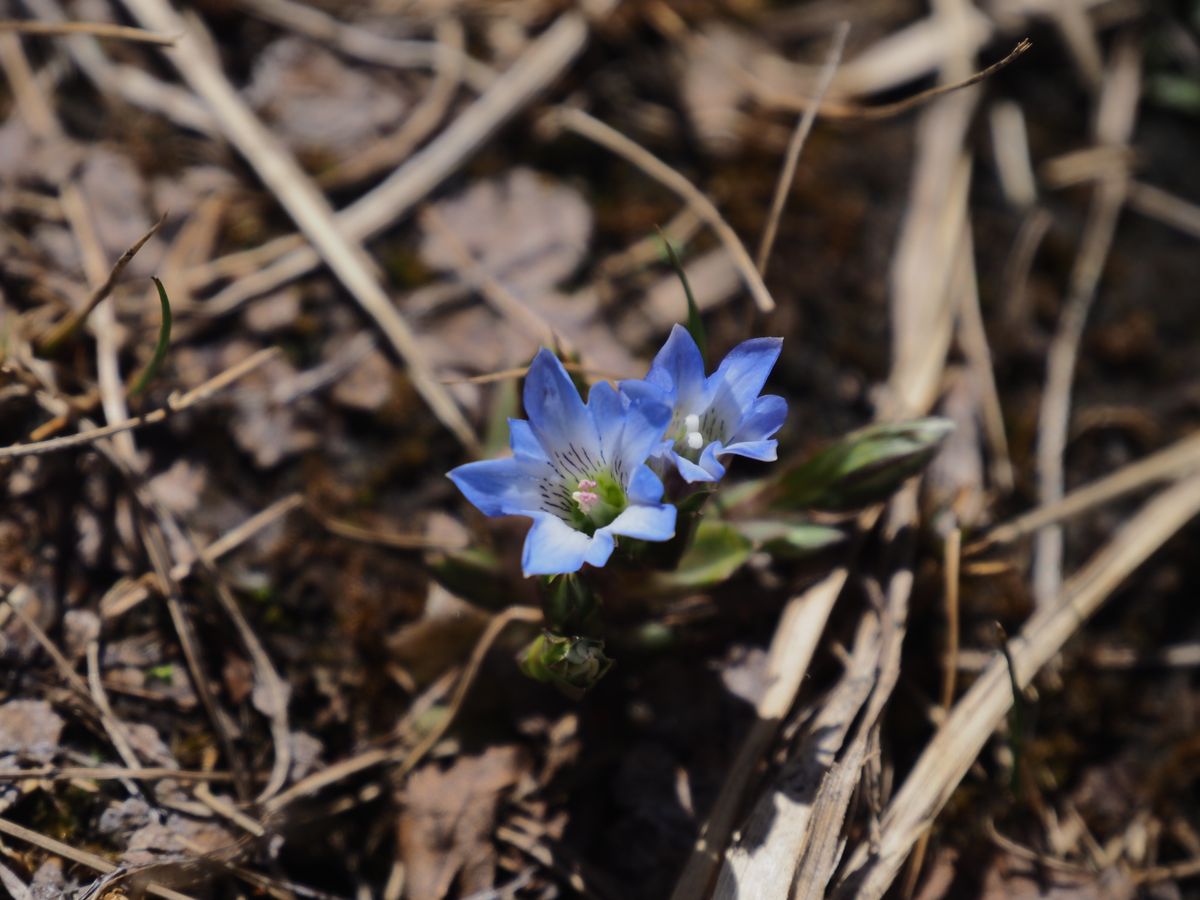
[623,325,786,483]
[449,349,678,576]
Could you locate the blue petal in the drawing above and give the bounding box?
[618,377,672,409]
[712,337,782,410]
[615,395,671,481]
[586,381,626,462]
[508,418,547,463]
[720,439,778,462]
[697,442,728,481]
[626,464,665,505]
[603,504,676,542]
[646,324,707,409]
[729,394,787,444]
[448,458,541,517]
[523,349,599,457]
[584,529,616,567]
[670,450,718,483]
[522,514,595,576]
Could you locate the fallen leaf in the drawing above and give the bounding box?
[62,609,100,662]
[419,168,592,324]
[398,745,529,900]
[244,37,409,157]
[331,344,393,412]
[149,460,207,517]
[122,813,237,868]
[0,700,64,762]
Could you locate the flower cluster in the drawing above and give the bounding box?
[449,326,785,576]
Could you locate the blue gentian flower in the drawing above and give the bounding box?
[449,349,678,576]
[623,325,786,483]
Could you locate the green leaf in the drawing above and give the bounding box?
[651,519,752,591]
[998,628,1027,795]
[128,277,173,397]
[658,227,707,367]
[776,417,954,510]
[426,547,510,611]
[733,520,845,558]
[1147,73,1200,115]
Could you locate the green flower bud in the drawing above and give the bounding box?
[777,417,954,510]
[519,631,613,698]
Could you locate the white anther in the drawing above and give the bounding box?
[686,431,704,450]
[684,413,700,433]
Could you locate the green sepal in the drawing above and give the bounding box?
[540,573,600,633]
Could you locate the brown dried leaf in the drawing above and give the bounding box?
[122,813,237,867]
[244,37,409,156]
[331,345,393,412]
[418,168,592,300]
[0,700,64,762]
[62,609,100,663]
[398,745,529,900]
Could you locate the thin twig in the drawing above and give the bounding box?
[550,106,776,314]
[319,18,466,188]
[0,766,237,782]
[740,39,1032,120]
[263,605,541,815]
[1033,39,1140,608]
[117,0,478,451]
[0,18,175,44]
[311,507,467,552]
[38,213,166,354]
[0,347,280,459]
[419,205,561,349]
[0,816,196,900]
[670,569,850,900]
[102,492,304,619]
[755,22,848,275]
[973,430,1200,550]
[440,361,621,386]
[835,473,1200,898]
[186,11,590,317]
[394,605,542,778]
[206,578,292,803]
[86,640,149,799]
[230,0,494,90]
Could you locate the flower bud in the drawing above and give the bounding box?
[777,417,954,510]
[519,631,613,698]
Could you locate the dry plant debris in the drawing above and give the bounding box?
[0,1,1199,899]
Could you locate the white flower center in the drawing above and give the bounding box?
[684,413,704,451]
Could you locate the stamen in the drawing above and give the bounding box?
[684,413,700,433]
[571,478,599,513]
[686,431,704,450]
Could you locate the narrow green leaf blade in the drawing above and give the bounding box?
[733,520,845,558]
[658,227,707,367]
[128,277,173,397]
